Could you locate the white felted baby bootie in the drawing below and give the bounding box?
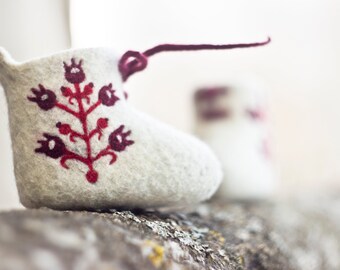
[0,38,270,210]
[194,81,276,200]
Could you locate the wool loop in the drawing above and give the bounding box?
[119,37,271,82]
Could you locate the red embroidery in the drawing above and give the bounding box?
[195,87,229,102]
[28,58,134,183]
[246,108,265,121]
[195,87,230,121]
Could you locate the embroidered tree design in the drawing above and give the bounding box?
[27,58,134,183]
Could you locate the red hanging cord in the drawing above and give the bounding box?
[119,37,271,82]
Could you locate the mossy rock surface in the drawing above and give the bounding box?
[0,195,339,270]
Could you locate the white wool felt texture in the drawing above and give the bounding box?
[194,83,276,200]
[0,47,222,210]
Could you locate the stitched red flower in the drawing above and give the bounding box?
[63,58,85,84]
[83,82,94,96]
[28,84,56,111]
[86,170,98,183]
[56,122,72,135]
[86,118,109,141]
[60,86,73,97]
[109,125,134,152]
[97,118,109,129]
[98,83,119,106]
[35,133,66,159]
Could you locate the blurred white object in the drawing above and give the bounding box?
[194,81,276,200]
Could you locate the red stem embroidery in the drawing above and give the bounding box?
[55,102,79,117]
[28,58,134,183]
[87,100,101,115]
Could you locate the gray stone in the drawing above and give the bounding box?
[0,194,339,270]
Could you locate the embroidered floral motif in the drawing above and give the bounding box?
[35,133,66,159]
[28,58,134,183]
[109,125,134,152]
[63,58,85,84]
[27,84,57,111]
[98,83,119,106]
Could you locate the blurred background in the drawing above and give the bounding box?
[0,0,340,209]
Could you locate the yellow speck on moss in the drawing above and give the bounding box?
[145,240,165,268]
[238,256,245,266]
[210,230,225,244]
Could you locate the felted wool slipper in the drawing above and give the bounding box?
[0,38,270,210]
[194,82,276,200]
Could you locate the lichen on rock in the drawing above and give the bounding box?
[0,194,339,270]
